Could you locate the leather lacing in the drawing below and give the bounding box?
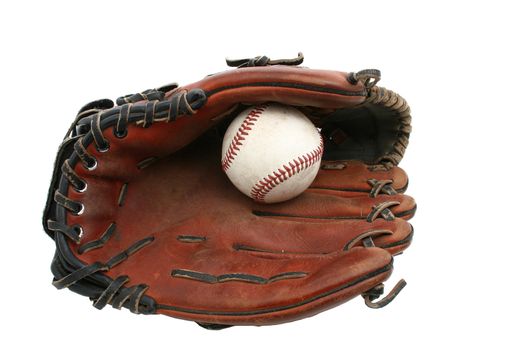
[249,176,409,309]
[86,89,204,159]
[367,201,399,222]
[50,87,206,218]
[226,52,304,68]
[362,279,407,309]
[47,55,410,321]
[47,86,207,312]
[368,179,397,197]
[52,236,154,313]
[347,69,382,89]
[346,68,411,171]
[226,53,411,172]
[360,179,407,308]
[367,86,411,170]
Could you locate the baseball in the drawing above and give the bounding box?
[221,103,323,203]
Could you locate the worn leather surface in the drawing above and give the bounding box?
[64,133,414,325]
[46,64,415,326]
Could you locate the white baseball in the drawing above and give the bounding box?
[221,103,324,203]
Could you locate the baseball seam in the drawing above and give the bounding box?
[250,135,324,202]
[221,104,269,171]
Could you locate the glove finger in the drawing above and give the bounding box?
[252,191,416,221]
[228,217,412,256]
[310,160,409,196]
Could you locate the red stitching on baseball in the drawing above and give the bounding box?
[222,104,269,171]
[250,135,324,202]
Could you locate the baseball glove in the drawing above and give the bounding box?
[43,53,415,329]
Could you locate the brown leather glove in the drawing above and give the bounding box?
[43,53,415,328]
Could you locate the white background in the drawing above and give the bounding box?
[1,0,523,349]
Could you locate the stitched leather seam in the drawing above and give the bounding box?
[221,104,269,171]
[250,135,323,202]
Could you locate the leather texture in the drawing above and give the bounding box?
[44,56,415,327]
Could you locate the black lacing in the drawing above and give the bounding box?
[54,190,83,214]
[61,160,86,192]
[47,219,82,244]
[362,279,407,309]
[367,201,400,222]
[226,52,304,68]
[49,85,208,315]
[143,101,156,128]
[347,69,381,88]
[111,283,149,313]
[53,262,108,289]
[358,179,407,308]
[92,275,129,309]
[342,229,393,251]
[110,89,205,137]
[367,179,397,197]
[116,88,166,106]
[54,88,208,235]
[168,93,183,122]
[91,111,110,152]
[52,237,154,313]
[114,103,130,138]
[74,139,97,170]
[77,222,116,254]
